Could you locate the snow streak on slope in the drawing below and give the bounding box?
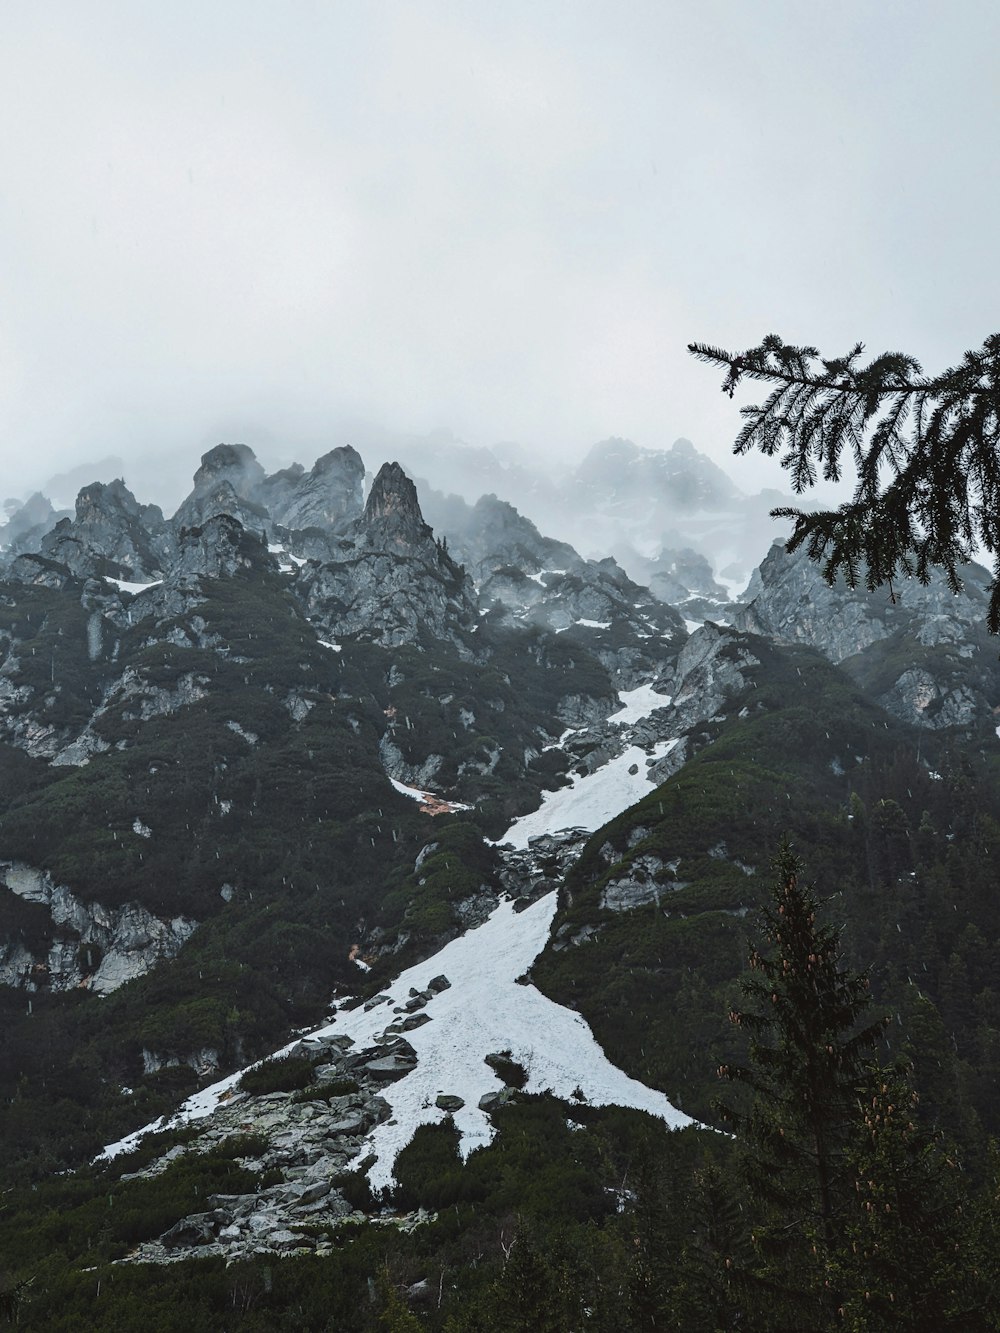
[499,740,677,850]
[106,577,162,595]
[329,894,695,1188]
[101,675,692,1184]
[100,894,694,1185]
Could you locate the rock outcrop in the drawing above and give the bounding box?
[734,543,1000,729]
[0,861,197,994]
[295,462,478,651]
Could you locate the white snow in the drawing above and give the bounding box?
[497,740,677,850]
[317,639,343,653]
[329,894,694,1188]
[100,894,694,1183]
[97,672,694,1187]
[107,577,161,595]
[575,618,611,630]
[609,684,672,726]
[683,618,703,635]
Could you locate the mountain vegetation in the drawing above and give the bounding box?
[1,438,999,1328]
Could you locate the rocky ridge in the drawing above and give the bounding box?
[734,542,1000,730]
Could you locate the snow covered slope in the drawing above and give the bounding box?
[101,676,692,1186]
[499,741,677,850]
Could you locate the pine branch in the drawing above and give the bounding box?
[690,332,1000,629]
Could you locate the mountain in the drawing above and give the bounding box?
[388,430,801,600]
[1,440,999,1328]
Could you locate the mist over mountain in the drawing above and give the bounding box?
[6,431,797,604]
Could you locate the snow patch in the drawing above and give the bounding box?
[99,896,694,1182]
[390,778,471,814]
[107,577,161,595]
[609,684,673,726]
[317,639,343,653]
[496,740,678,851]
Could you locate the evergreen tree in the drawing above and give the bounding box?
[835,1067,988,1332]
[718,843,886,1328]
[688,332,1000,630]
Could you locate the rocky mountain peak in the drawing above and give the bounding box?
[0,492,62,551]
[735,541,1000,729]
[173,477,269,537]
[190,443,266,500]
[74,478,144,523]
[363,462,432,552]
[33,478,171,580]
[175,512,272,580]
[267,446,365,533]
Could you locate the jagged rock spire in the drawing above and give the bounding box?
[363,462,434,552]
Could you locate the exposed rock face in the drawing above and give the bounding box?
[173,479,271,536]
[39,479,172,580]
[0,861,197,993]
[734,543,1000,729]
[735,542,985,663]
[266,447,364,533]
[599,853,671,912]
[190,443,267,502]
[5,552,77,590]
[174,513,274,580]
[0,492,69,556]
[418,487,686,680]
[295,463,478,651]
[362,462,434,553]
[645,547,728,605]
[114,1033,427,1266]
[422,491,581,584]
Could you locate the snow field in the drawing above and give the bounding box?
[100,674,692,1183]
[325,893,694,1189]
[498,740,677,850]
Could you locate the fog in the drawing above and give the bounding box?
[2,1,998,507]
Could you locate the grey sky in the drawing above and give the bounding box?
[2,0,998,504]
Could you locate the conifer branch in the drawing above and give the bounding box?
[689,333,1000,630]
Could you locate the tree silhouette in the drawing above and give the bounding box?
[719,843,886,1327]
[688,333,1000,629]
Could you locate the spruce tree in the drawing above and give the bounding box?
[718,843,886,1328]
[688,332,1000,630]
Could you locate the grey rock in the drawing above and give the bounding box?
[478,1087,516,1112]
[435,1094,465,1112]
[160,1212,217,1248]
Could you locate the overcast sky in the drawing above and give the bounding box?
[2,0,998,504]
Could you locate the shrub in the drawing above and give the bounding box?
[238,1054,315,1096]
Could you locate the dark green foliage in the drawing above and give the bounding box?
[715,848,990,1332]
[483,1051,528,1089]
[719,844,885,1325]
[689,331,1000,630]
[291,1075,359,1102]
[238,1053,316,1095]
